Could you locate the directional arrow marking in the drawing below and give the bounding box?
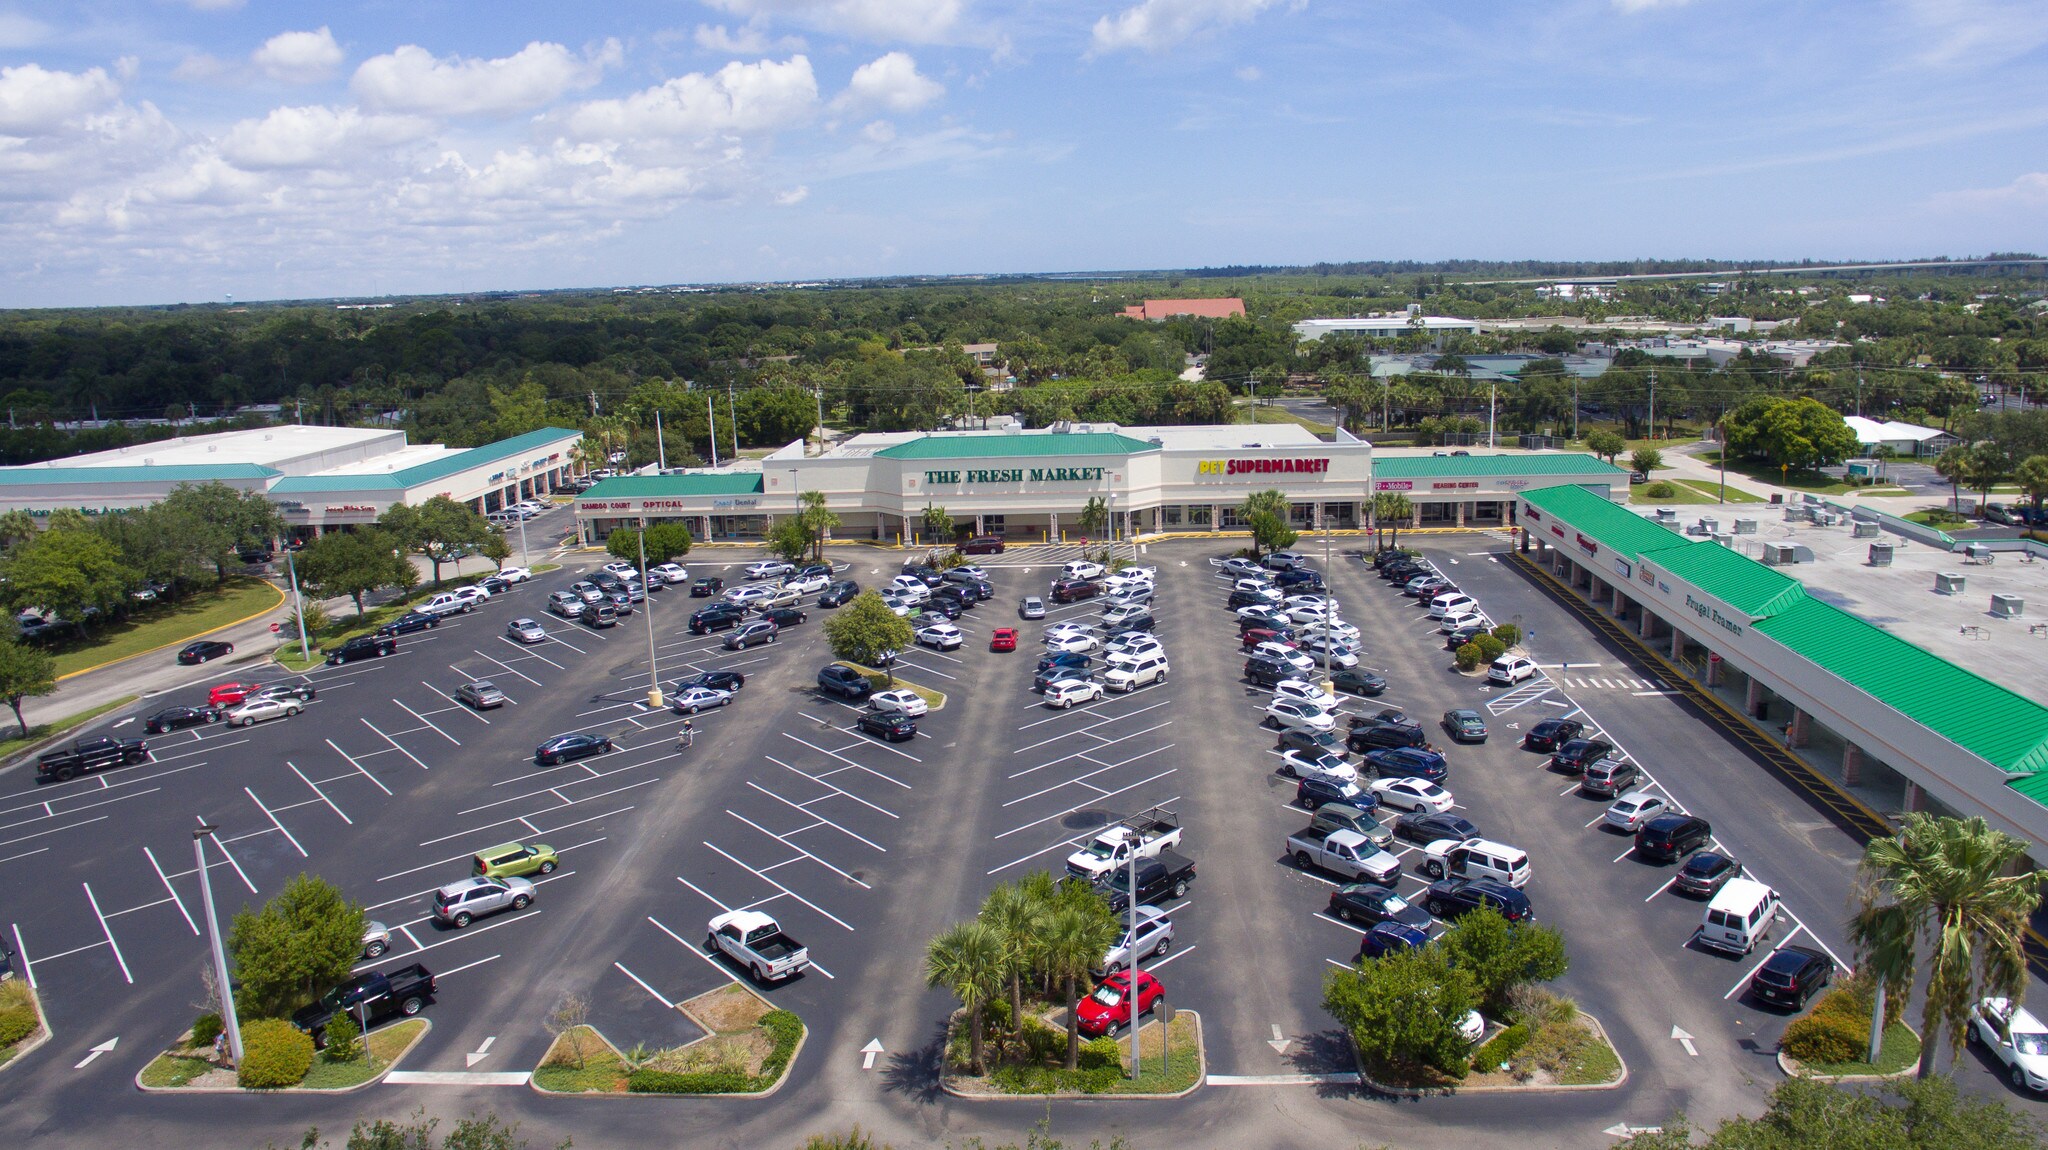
[112,718,135,729]
[1604,1124,1663,1138]
[466,1036,496,1067]
[861,1038,885,1070]
[1267,1024,1291,1055]
[75,1037,118,1068]
[1671,1025,1698,1056]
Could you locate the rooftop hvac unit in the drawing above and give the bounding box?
[1935,572,1966,594]
[1992,594,2025,618]
[1712,532,1736,547]
[1653,508,1678,523]
[1967,543,1993,562]
[1698,517,1720,535]
[1761,542,1798,566]
[1784,506,1806,522]
[1733,518,1758,534]
[1868,542,1894,566]
[1852,520,1880,538]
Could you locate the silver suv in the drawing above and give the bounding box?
[1580,757,1642,799]
[433,876,535,928]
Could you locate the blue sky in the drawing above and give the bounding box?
[0,0,2044,307]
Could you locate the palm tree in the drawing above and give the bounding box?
[925,920,1005,1075]
[1372,491,1413,551]
[2014,455,2048,528]
[1239,490,1290,557]
[1042,904,1115,1069]
[978,883,1044,1052]
[1934,444,1970,516]
[1849,813,2046,1078]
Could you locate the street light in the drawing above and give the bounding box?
[282,547,311,665]
[638,518,662,710]
[193,823,243,1065]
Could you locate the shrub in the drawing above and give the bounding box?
[1455,642,1483,671]
[1645,481,1679,499]
[0,1009,36,1048]
[1782,1012,1864,1065]
[1016,1017,1066,1064]
[1474,634,1507,662]
[757,1010,804,1080]
[190,1013,223,1048]
[988,1064,1121,1094]
[628,1068,752,1094]
[1813,970,1903,1028]
[321,1012,361,1063]
[1077,1036,1123,1071]
[1520,1018,1593,1077]
[237,1018,314,1089]
[1472,1023,1530,1072]
[1490,623,1522,648]
[980,996,1013,1034]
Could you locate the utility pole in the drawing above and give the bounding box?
[655,410,666,471]
[194,825,243,1066]
[1127,849,1141,1080]
[1647,368,1656,442]
[638,518,662,709]
[707,396,719,468]
[588,391,600,417]
[814,385,825,456]
[1571,377,1579,441]
[728,382,739,461]
[284,547,311,664]
[1487,383,1496,449]
[1855,370,1864,419]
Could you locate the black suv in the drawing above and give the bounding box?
[1747,946,1833,1010]
[1227,589,1277,610]
[1364,747,1448,783]
[1423,878,1534,923]
[1634,814,1712,862]
[818,580,860,607]
[1347,722,1428,754]
[688,606,745,634]
[817,664,874,701]
[1549,738,1615,774]
[690,577,726,597]
[921,596,964,620]
[900,564,945,587]
[1276,727,1347,758]
[1243,655,1291,688]
[1296,776,1364,811]
[1522,718,1585,752]
[326,634,396,665]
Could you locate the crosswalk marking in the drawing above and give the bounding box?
[1556,677,1668,691]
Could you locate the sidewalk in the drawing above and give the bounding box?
[20,596,295,729]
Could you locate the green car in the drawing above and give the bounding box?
[1441,709,1489,743]
[471,842,559,878]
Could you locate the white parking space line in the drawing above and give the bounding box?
[419,782,654,847]
[143,846,199,934]
[467,650,544,688]
[433,953,501,980]
[82,882,133,984]
[645,915,750,980]
[9,922,35,988]
[362,717,433,770]
[1144,943,1197,971]
[288,761,352,824]
[245,787,308,857]
[726,810,871,888]
[1002,744,1174,809]
[193,817,259,893]
[781,733,914,790]
[326,738,396,796]
[702,841,854,932]
[352,911,541,971]
[423,681,494,724]
[393,699,461,746]
[499,636,567,670]
[544,634,587,655]
[676,876,730,912]
[744,782,887,852]
[0,788,160,837]
[614,961,675,1008]
[990,765,1177,847]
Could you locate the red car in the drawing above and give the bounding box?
[207,681,263,707]
[1075,970,1164,1037]
[989,627,1018,652]
[1239,628,1293,651]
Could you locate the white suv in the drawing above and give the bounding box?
[1102,654,1169,693]
[1488,655,1537,684]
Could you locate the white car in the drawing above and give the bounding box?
[1369,777,1455,813]
[1044,678,1107,709]
[650,562,689,584]
[506,617,548,644]
[547,592,585,618]
[1280,749,1359,787]
[495,566,533,583]
[1253,642,1316,674]
[952,565,990,581]
[1265,699,1335,733]
[1603,790,1672,832]
[1429,593,1478,620]
[1234,581,1283,602]
[671,686,733,714]
[1970,998,2048,1091]
[1440,610,1486,634]
[745,561,795,581]
[570,581,607,603]
[1457,1011,1486,1045]
[1488,656,1537,684]
[869,689,929,717]
[1044,633,1102,655]
[452,585,492,606]
[878,594,915,618]
[602,561,639,578]
[226,697,299,727]
[1220,557,1264,579]
[1300,637,1360,669]
[1103,634,1164,659]
[787,573,832,595]
[888,575,932,601]
[514,500,545,515]
[1099,905,1173,975]
[1283,594,1334,612]
[725,584,775,608]
[1060,560,1106,581]
[1045,620,1097,639]
[916,623,965,651]
[1287,604,1340,627]
[1273,678,1337,711]
[1236,605,1286,627]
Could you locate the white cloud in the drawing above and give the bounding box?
[0,63,121,135]
[564,55,819,142]
[1611,0,1696,11]
[1090,0,1287,55]
[253,28,346,83]
[0,13,52,49]
[703,0,965,45]
[694,20,807,54]
[1896,0,2048,67]
[776,185,809,204]
[183,0,246,10]
[1930,171,2048,210]
[352,40,618,117]
[1235,64,1262,81]
[216,105,432,169]
[172,54,234,82]
[862,118,895,142]
[840,52,943,112]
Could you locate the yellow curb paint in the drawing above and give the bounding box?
[55,580,286,682]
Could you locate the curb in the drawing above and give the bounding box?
[938,1011,1206,1101]
[0,980,54,1074]
[528,996,808,1099]
[1353,1012,1629,1096]
[1776,1023,1922,1082]
[0,694,145,773]
[56,579,287,682]
[134,1017,432,1094]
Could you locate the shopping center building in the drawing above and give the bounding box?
[572,423,1628,545]
[0,424,583,537]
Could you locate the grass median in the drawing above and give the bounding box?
[44,577,280,678]
[0,695,140,761]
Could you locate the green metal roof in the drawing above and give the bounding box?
[873,432,1160,460]
[1636,540,1808,619]
[1521,482,1690,558]
[1754,597,2048,774]
[0,463,279,485]
[579,473,765,498]
[1374,452,1625,479]
[267,428,580,495]
[2006,773,2048,806]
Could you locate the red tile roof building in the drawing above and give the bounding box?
[1120,298,1246,321]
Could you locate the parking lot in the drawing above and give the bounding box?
[7,529,2047,1147]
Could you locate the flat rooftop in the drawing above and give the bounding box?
[1118,424,1327,450]
[1672,508,2048,704]
[39,425,396,469]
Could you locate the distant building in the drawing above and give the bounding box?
[1120,298,1246,321]
[1536,282,1614,301]
[1292,315,1482,341]
[1843,416,1956,458]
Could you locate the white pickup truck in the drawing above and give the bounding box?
[1286,826,1401,884]
[1066,807,1183,880]
[706,910,810,983]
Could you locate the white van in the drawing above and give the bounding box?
[1418,838,1531,888]
[1698,878,1782,955]
[1429,592,1477,619]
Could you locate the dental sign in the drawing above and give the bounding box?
[1197,458,1331,477]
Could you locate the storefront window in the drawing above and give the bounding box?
[1161,506,1182,527]
[1218,507,1242,529]
[984,515,1005,534]
[1189,506,1212,527]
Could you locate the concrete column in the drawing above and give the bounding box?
[1209,505,1220,534]
[1706,652,1725,687]
[1788,707,1810,749]
[1455,502,1466,527]
[1671,630,1686,662]
[1410,504,1421,529]
[1639,608,1656,640]
[1904,781,1925,812]
[1612,589,1629,619]
[702,514,714,542]
[975,513,984,535]
[1745,677,1766,718]
[1842,744,1864,785]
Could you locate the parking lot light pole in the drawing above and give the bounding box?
[517,511,530,569]
[1127,848,1140,1079]
[1319,506,1335,698]
[283,547,311,665]
[638,518,662,710]
[193,824,243,1065]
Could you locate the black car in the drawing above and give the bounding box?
[1393,812,1479,847]
[325,634,396,665]
[1424,878,1534,922]
[1328,884,1433,930]
[1549,738,1615,774]
[1635,814,1713,862]
[1357,921,1429,960]
[1106,613,1155,634]
[689,577,725,597]
[1348,722,1428,754]
[760,607,808,628]
[672,670,746,695]
[1228,589,1277,610]
[1380,561,1425,582]
[178,640,234,665]
[818,580,861,607]
[1243,656,1291,688]
[688,606,746,634]
[256,682,317,703]
[1051,578,1099,604]
[1748,946,1834,1010]
[1275,569,1325,590]
[1674,851,1743,897]
[1329,667,1387,696]
[1522,718,1585,752]
[146,705,221,734]
[1365,747,1448,783]
[1277,727,1347,758]
[857,710,918,742]
[920,597,964,620]
[1371,549,1411,568]
[1036,652,1091,673]
[1033,664,1092,693]
[535,732,614,765]
[480,575,513,595]
[900,564,944,587]
[377,612,441,637]
[1442,624,1490,651]
[1355,706,1411,727]
[1296,775,1366,810]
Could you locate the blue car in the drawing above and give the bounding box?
[1365,746,1449,783]
[377,611,441,637]
[1035,652,1092,674]
[1356,921,1429,961]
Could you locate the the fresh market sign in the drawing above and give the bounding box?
[1197,458,1331,477]
[923,467,1106,484]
